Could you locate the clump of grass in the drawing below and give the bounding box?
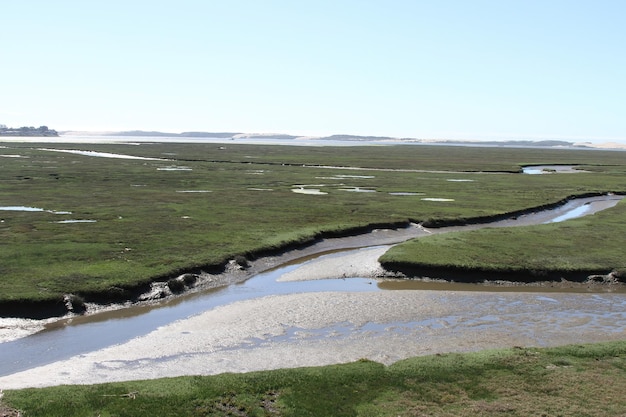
[166,278,185,293]
[63,293,86,314]
[181,273,198,286]
[234,255,250,269]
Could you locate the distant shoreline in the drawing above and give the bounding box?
[2,130,619,151]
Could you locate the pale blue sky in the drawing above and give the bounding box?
[1,1,624,142]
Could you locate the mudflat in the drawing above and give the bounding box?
[2,289,626,389]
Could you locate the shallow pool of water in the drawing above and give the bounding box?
[37,148,166,160]
[0,206,71,214]
[523,165,587,174]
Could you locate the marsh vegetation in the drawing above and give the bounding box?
[4,341,626,416]
[1,142,625,315]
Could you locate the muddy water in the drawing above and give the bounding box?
[0,194,624,382]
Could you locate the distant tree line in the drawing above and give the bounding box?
[0,124,59,136]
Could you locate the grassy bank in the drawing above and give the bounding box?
[3,340,626,416]
[1,142,625,311]
[379,197,626,282]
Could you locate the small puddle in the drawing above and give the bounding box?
[54,220,97,224]
[0,206,46,212]
[421,197,455,202]
[340,187,377,193]
[523,165,587,174]
[389,192,424,196]
[546,204,591,223]
[292,187,328,195]
[157,166,192,171]
[0,206,71,214]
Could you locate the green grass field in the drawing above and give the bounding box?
[1,142,625,308]
[4,340,626,416]
[380,198,626,281]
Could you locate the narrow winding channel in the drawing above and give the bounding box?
[0,193,623,382]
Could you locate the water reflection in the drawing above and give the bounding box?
[522,165,587,174]
[37,148,166,161]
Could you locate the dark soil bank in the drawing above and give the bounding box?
[378,263,620,284]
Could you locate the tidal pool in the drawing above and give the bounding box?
[340,187,377,193]
[0,206,46,212]
[421,197,455,202]
[522,165,587,174]
[0,206,71,214]
[157,166,192,171]
[54,220,97,224]
[291,186,328,195]
[389,192,423,196]
[37,148,166,161]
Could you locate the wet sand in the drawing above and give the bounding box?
[2,289,626,389]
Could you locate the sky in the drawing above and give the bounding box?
[1,1,625,143]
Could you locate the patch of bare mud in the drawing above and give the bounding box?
[277,246,390,282]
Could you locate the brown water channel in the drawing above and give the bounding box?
[0,194,624,377]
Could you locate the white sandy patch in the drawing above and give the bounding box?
[277,246,389,282]
[37,148,165,160]
[292,188,328,195]
[575,142,626,150]
[0,318,54,344]
[340,187,377,193]
[421,197,455,202]
[54,220,97,223]
[157,166,192,171]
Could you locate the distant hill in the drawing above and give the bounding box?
[69,129,603,149]
[111,130,240,138]
[112,131,304,139]
[431,139,577,147]
[318,134,398,141]
[0,125,58,137]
